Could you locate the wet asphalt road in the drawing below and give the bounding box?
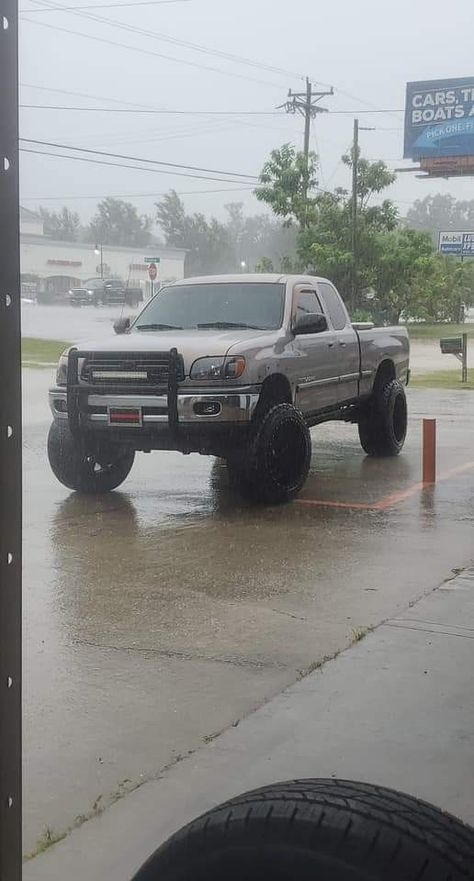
[22,364,474,855]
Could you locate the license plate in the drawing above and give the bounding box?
[108,408,142,426]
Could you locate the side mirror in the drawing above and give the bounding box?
[113,316,131,335]
[293,312,328,335]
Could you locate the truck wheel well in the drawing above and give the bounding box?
[255,374,292,419]
[373,359,395,393]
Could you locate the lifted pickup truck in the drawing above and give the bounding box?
[48,274,409,504]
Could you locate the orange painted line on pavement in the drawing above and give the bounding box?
[297,498,374,510]
[374,481,425,510]
[297,460,474,513]
[440,460,474,480]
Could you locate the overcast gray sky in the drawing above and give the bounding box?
[19,0,474,227]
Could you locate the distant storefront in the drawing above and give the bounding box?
[19,208,186,298]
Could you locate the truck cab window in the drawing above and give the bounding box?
[294,288,323,320]
[318,283,348,330]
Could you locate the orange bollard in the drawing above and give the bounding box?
[422,419,437,485]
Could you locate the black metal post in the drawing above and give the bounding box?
[462,332,468,383]
[167,348,179,433]
[0,0,22,875]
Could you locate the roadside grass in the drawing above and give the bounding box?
[25,827,67,861]
[22,338,70,367]
[410,370,474,390]
[404,323,474,341]
[351,626,371,643]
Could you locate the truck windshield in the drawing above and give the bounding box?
[133,282,285,331]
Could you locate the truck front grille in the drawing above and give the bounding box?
[81,356,170,386]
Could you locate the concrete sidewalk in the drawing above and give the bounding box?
[25,567,474,881]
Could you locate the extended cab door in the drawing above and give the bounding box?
[291,285,338,414]
[317,281,360,403]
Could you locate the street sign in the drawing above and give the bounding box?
[144,256,161,263]
[148,262,158,281]
[438,231,474,257]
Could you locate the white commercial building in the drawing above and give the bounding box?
[20,207,186,298]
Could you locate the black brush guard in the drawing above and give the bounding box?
[67,347,185,438]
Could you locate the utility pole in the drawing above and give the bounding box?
[303,77,313,172]
[351,118,359,316]
[351,119,375,314]
[280,78,334,225]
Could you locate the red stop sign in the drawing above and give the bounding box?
[148,262,158,281]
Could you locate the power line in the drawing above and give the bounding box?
[20,104,283,115]
[20,17,283,88]
[20,185,255,201]
[326,109,404,115]
[20,81,166,110]
[21,0,190,9]
[20,147,259,185]
[20,138,259,179]
[23,0,305,82]
[23,0,403,122]
[22,102,404,116]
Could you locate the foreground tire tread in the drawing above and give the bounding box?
[359,378,407,457]
[47,421,135,493]
[228,403,311,505]
[132,779,474,880]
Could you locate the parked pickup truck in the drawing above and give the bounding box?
[48,274,409,504]
[69,277,143,308]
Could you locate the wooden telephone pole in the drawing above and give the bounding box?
[351,118,359,315]
[281,78,333,225]
[351,118,375,314]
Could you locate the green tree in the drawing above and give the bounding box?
[154,190,187,247]
[299,181,398,304]
[406,193,474,235]
[156,191,297,275]
[255,143,319,227]
[256,141,473,323]
[370,228,434,323]
[255,256,274,273]
[342,150,396,212]
[363,231,474,324]
[88,198,152,247]
[39,206,80,241]
[156,190,232,275]
[224,202,297,270]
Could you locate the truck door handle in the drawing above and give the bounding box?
[339,341,346,347]
[328,341,335,348]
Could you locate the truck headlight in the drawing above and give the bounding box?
[190,356,245,381]
[56,349,70,386]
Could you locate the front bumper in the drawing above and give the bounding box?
[50,347,260,457]
[49,387,260,426]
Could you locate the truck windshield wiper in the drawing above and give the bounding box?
[135,323,183,330]
[197,321,264,330]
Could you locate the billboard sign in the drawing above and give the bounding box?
[438,231,474,257]
[404,77,474,159]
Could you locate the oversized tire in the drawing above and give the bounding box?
[228,403,311,505]
[131,778,474,881]
[358,378,407,457]
[47,421,135,493]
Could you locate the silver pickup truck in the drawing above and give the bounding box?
[48,273,409,504]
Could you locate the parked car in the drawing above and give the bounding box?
[68,277,143,308]
[48,274,410,504]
